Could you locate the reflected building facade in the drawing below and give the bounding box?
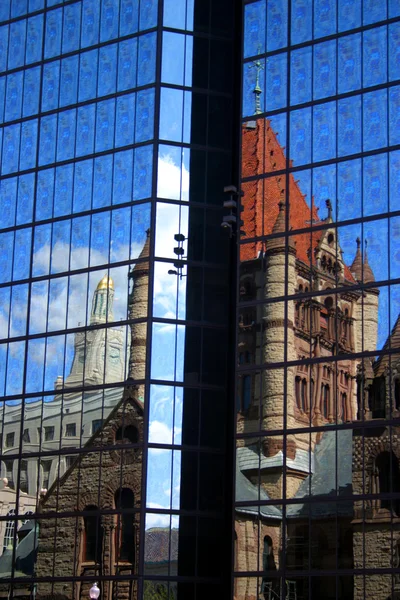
[236,1,400,599]
[0,0,236,599]
[0,0,399,599]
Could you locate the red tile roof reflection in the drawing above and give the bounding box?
[240,119,355,283]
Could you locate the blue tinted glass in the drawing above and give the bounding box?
[390,86,400,146]
[36,169,54,221]
[0,78,4,123]
[81,0,100,48]
[26,15,43,64]
[101,0,119,42]
[60,55,79,107]
[133,144,152,200]
[162,32,186,86]
[290,107,311,166]
[0,26,9,73]
[17,173,34,225]
[313,40,336,100]
[76,104,95,157]
[164,0,194,29]
[160,87,183,142]
[338,0,361,30]
[11,0,27,18]
[2,124,20,175]
[57,109,76,162]
[9,20,26,70]
[314,0,336,38]
[78,49,98,102]
[39,114,57,166]
[363,0,386,24]
[63,2,81,54]
[32,224,51,275]
[29,0,44,10]
[42,61,60,112]
[93,155,113,208]
[244,0,266,58]
[338,96,361,156]
[363,89,387,151]
[138,32,157,86]
[120,0,139,36]
[0,178,17,229]
[313,101,336,162]
[363,27,387,88]
[13,229,31,281]
[139,0,158,30]
[118,38,138,91]
[113,149,133,205]
[45,8,62,59]
[266,53,287,111]
[267,0,287,51]
[0,2,10,20]
[0,232,14,284]
[115,93,135,147]
[389,0,400,16]
[55,165,74,217]
[95,99,115,152]
[5,72,24,122]
[73,159,93,212]
[338,34,361,93]
[135,88,155,143]
[291,0,312,44]
[20,119,38,170]
[91,210,111,263]
[23,67,41,118]
[338,159,361,220]
[290,47,312,105]
[364,153,388,216]
[390,151,400,212]
[98,44,117,97]
[389,23,400,82]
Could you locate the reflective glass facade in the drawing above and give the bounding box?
[236,1,400,599]
[0,0,237,598]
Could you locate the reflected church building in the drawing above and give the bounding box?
[235,119,400,600]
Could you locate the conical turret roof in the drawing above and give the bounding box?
[350,238,362,281]
[267,201,295,252]
[131,229,150,277]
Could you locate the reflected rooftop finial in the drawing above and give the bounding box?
[249,46,264,115]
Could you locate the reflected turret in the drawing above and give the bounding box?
[128,230,150,397]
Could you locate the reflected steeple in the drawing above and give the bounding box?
[91,274,115,325]
[350,237,362,281]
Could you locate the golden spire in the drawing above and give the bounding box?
[96,274,114,291]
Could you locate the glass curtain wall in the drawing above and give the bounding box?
[0,0,237,599]
[236,1,400,599]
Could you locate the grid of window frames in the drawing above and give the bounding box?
[0,0,237,599]
[236,1,400,599]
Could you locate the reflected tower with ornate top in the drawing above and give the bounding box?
[65,275,124,388]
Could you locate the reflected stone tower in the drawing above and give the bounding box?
[65,275,124,387]
[128,230,150,400]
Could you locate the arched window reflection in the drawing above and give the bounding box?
[115,488,135,565]
[83,506,103,564]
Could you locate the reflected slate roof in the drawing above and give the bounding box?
[236,429,353,521]
[235,462,281,520]
[287,429,353,518]
[237,445,313,475]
